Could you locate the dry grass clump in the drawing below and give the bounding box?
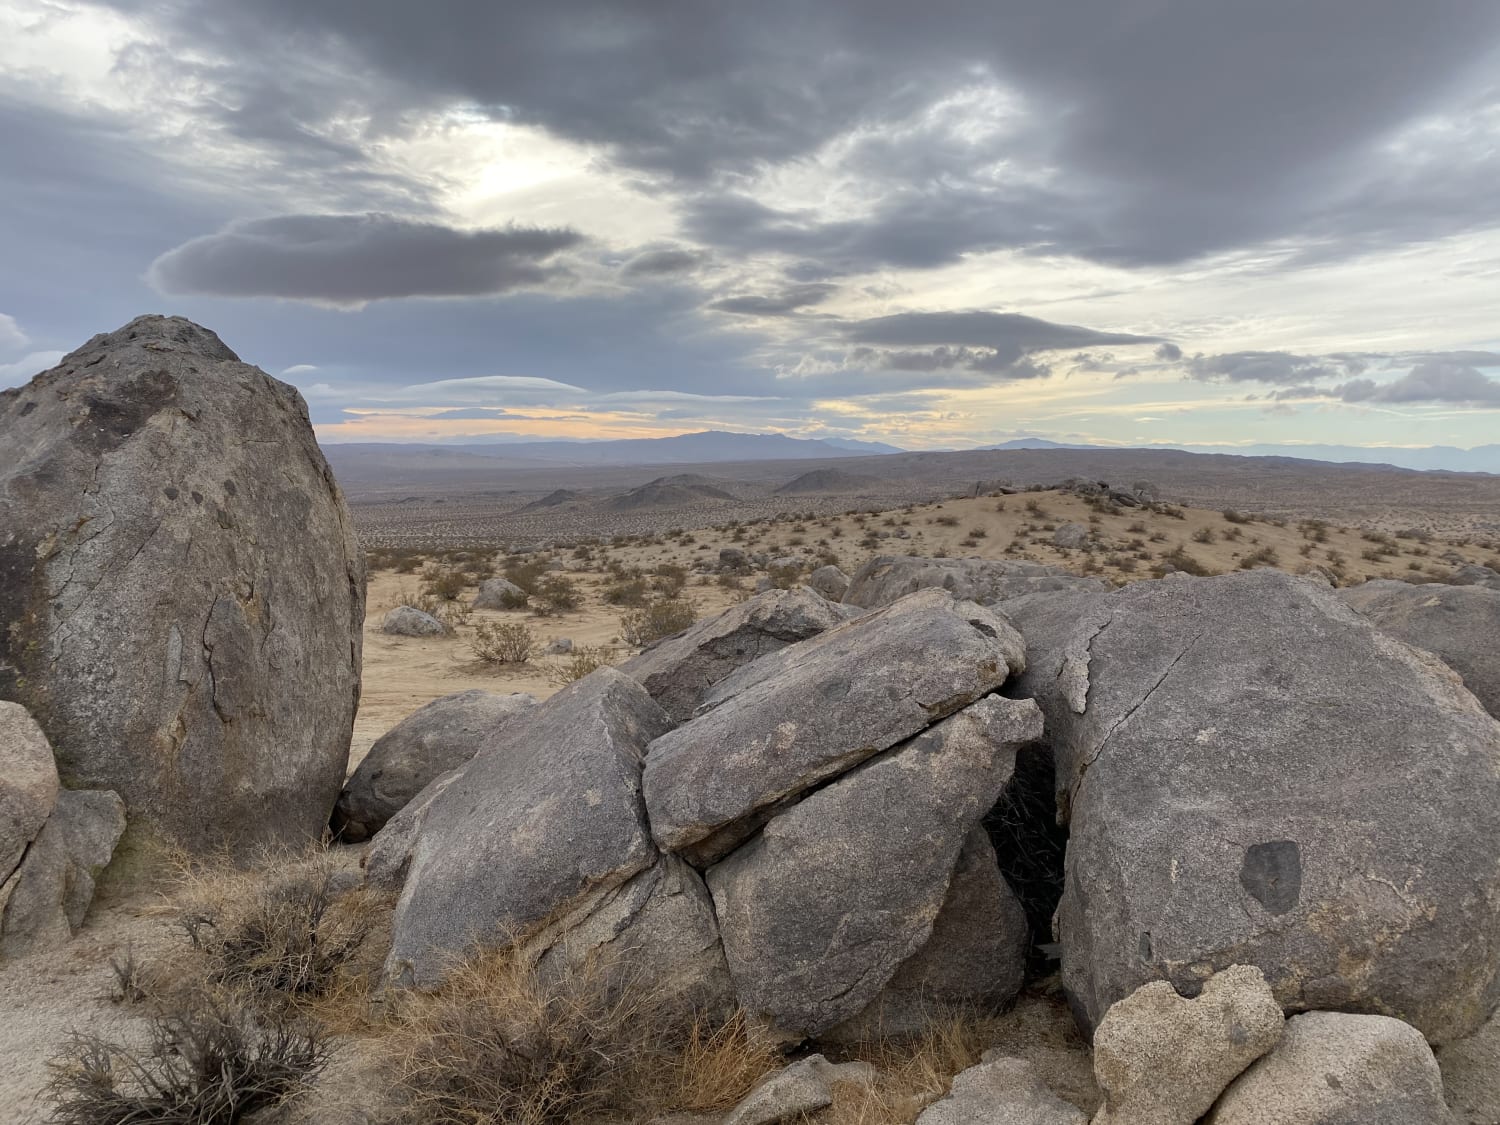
[382,949,779,1125]
[817,1012,999,1124]
[620,598,698,645]
[546,644,619,687]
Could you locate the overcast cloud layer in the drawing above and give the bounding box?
[2,0,1499,450]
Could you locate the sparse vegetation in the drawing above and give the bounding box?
[621,599,698,645]
[470,621,536,664]
[547,645,618,687]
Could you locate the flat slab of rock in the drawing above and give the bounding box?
[1338,579,1500,717]
[333,690,537,841]
[0,703,59,888]
[844,555,1106,609]
[646,589,1025,861]
[385,669,671,987]
[1,789,125,957]
[916,1056,1086,1125]
[0,315,365,861]
[1092,965,1284,1125]
[1040,570,1500,1043]
[707,695,1041,1037]
[381,606,445,637]
[620,587,851,722]
[1207,1011,1450,1124]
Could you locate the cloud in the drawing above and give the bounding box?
[1338,361,1500,404]
[708,283,838,316]
[0,314,27,352]
[0,350,65,388]
[148,213,584,306]
[1188,351,1348,385]
[845,311,1156,356]
[1154,342,1182,362]
[427,406,514,419]
[620,246,707,277]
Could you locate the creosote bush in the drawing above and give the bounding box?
[470,620,536,665]
[620,599,698,646]
[547,645,618,687]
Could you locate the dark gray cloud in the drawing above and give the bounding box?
[1339,361,1500,404]
[1155,342,1183,362]
[620,246,708,277]
[846,311,1156,355]
[148,214,584,304]
[708,284,838,316]
[1188,351,1354,385]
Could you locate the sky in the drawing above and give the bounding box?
[3,0,1500,451]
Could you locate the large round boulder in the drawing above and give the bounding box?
[0,316,365,861]
[1033,569,1500,1044]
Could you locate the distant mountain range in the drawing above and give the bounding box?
[984,438,1500,474]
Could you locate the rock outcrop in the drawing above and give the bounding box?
[333,690,537,841]
[472,577,527,609]
[843,555,1106,609]
[1033,569,1500,1043]
[0,316,364,859]
[0,702,58,891]
[1338,579,1500,717]
[381,606,445,637]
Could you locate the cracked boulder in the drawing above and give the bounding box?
[1337,579,1500,718]
[619,586,853,722]
[645,589,1026,864]
[332,690,537,842]
[0,316,364,862]
[385,668,672,988]
[0,702,59,893]
[843,555,1107,610]
[706,695,1041,1038]
[1037,569,1500,1043]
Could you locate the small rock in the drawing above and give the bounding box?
[473,577,528,609]
[723,1054,874,1125]
[545,637,574,655]
[916,1056,1086,1125]
[1092,965,1284,1125]
[1207,1011,1451,1124]
[381,606,445,637]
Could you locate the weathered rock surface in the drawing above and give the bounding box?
[381,605,445,637]
[532,855,733,1018]
[1207,1011,1452,1124]
[363,768,464,894]
[1437,1010,1500,1124]
[1338,579,1500,717]
[472,576,527,609]
[807,565,851,601]
[1450,564,1500,590]
[916,1056,1087,1125]
[385,669,671,987]
[723,1055,874,1125]
[0,702,59,889]
[1091,965,1284,1125]
[0,316,364,860]
[843,555,1107,609]
[620,587,850,722]
[825,828,1029,1042]
[646,589,1026,861]
[1,789,125,957]
[1039,569,1500,1043]
[707,695,1041,1037]
[332,690,537,841]
[1053,523,1092,550]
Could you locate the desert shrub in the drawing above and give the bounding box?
[421,566,468,602]
[385,950,779,1125]
[1299,519,1330,542]
[935,515,960,527]
[605,578,650,607]
[960,538,978,549]
[502,558,550,595]
[176,851,389,1008]
[651,564,688,598]
[767,563,802,589]
[1158,546,1213,577]
[469,621,535,664]
[621,599,697,646]
[1239,546,1281,570]
[547,645,618,688]
[967,528,988,539]
[1360,547,1390,563]
[393,583,445,620]
[1221,508,1251,524]
[533,575,582,615]
[48,993,328,1125]
[716,572,744,591]
[1191,527,1216,544]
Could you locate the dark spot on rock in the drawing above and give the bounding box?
[19,401,36,416]
[191,491,203,504]
[223,480,237,496]
[820,680,851,702]
[77,368,178,455]
[1241,839,1302,916]
[1138,930,1153,961]
[1325,1073,1342,1090]
[163,486,179,500]
[968,618,998,638]
[216,508,234,530]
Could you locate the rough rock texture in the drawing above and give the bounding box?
[646,589,1026,861]
[1437,1010,1500,1124]
[843,555,1107,609]
[1207,1011,1452,1124]
[620,587,850,722]
[1,789,125,957]
[723,1055,874,1125]
[532,855,733,1018]
[381,606,445,637]
[1039,570,1500,1043]
[707,695,1041,1037]
[332,690,537,841]
[0,702,59,890]
[472,577,527,609]
[825,828,1029,1042]
[1091,965,1285,1125]
[1450,564,1500,590]
[385,669,672,987]
[916,1056,1087,1125]
[807,565,851,602]
[0,316,364,859]
[363,768,463,894]
[1052,523,1091,550]
[1338,580,1500,717]
[997,589,1111,720]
